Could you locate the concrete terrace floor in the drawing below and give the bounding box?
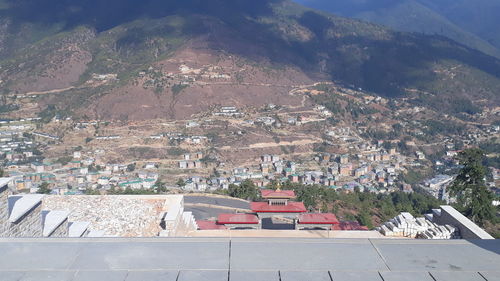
[0,238,499,281]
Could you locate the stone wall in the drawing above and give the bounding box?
[49,219,69,237]
[0,184,9,237]
[43,195,169,237]
[7,203,43,238]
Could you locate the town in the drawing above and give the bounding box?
[0,62,499,235]
[1,100,498,203]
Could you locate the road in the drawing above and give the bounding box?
[184,195,250,209]
[184,195,250,220]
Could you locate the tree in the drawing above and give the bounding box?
[448,148,495,225]
[357,209,373,229]
[37,182,52,194]
[228,179,259,201]
[176,178,186,188]
[155,180,168,193]
[0,168,4,177]
[126,163,136,172]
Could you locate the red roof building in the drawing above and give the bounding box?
[296,213,340,230]
[251,202,307,213]
[217,214,259,225]
[260,189,296,199]
[297,213,340,225]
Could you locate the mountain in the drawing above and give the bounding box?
[1,0,500,120]
[294,0,500,59]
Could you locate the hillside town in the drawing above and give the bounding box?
[0,99,498,202]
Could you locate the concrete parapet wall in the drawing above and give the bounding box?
[223,223,261,230]
[296,223,332,230]
[48,219,69,237]
[0,184,9,237]
[433,205,494,239]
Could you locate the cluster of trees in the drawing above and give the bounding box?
[423,120,464,136]
[0,104,19,114]
[108,187,156,195]
[479,140,500,169]
[448,149,497,227]
[225,148,498,234]
[225,179,443,229]
[37,182,52,194]
[56,156,73,166]
[227,179,260,201]
[285,182,443,229]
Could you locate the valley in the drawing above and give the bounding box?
[0,0,499,234]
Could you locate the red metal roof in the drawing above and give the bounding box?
[260,189,296,198]
[251,202,307,213]
[196,220,227,230]
[217,214,259,224]
[331,221,369,231]
[298,213,340,224]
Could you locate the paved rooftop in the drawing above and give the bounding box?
[0,238,498,280]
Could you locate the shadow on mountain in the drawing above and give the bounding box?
[2,0,500,101]
[3,0,282,31]
[298,0,403,16]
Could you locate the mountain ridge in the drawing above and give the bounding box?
[1,0,499,120]
[295,0,500,58]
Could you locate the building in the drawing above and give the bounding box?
[339,164,352,176]
[216,214,260,230]
[296,213,339,230]
[251,189,306,219]
[423,175,454,201]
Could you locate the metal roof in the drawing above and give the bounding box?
[217,214,259,224]
[250,202,307,213]
[260,189,296,198]
[298,213,339,224]
[0,238,498,281]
